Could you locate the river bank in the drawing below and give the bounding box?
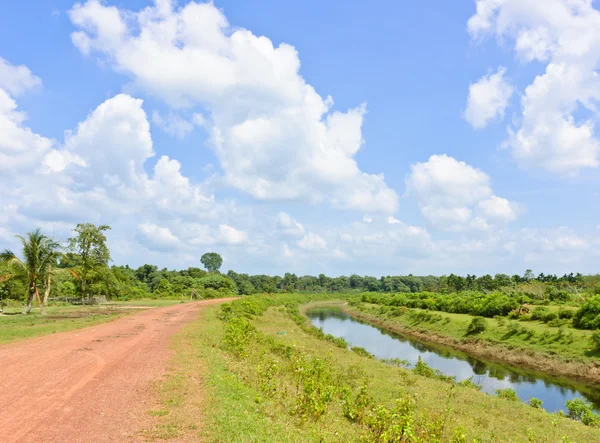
[307,301,600,385]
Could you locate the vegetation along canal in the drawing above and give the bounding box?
[307,307,600,413]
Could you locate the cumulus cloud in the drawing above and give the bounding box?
[468,0,600,174]
[217,224,248,245]
[68,0,398,213]
[405,154,518,230]
[298,233,327,251]
[137,222,181,251]
[275,212,304,236]
[0,57,42,96]
[152,111,194,139]
[464,67,513,128]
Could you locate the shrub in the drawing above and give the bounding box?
[456,377,482,391]
[496,388,518,401]
[573,296,600,330]
[558,308,574,320]
[466,316,488,335]
[591,332,600,351]
[531,307,549,321]
[565,399,600,426]
[541,312,558,323]
[351,346,374,359]
[528,398,543,409]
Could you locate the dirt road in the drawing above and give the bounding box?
[0,298,234,442]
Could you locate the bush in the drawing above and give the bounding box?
[496,388,518,401]
[591,332,600,351]
[573,296,600,330]
[528,398,543,409]
[558,308,574,319]
[466,316,488,335]
[565,399,600,426]
[531,307,549,321]
[541,312,558,323]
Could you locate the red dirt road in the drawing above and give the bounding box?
[0,299,234,443]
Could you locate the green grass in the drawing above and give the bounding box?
[0,305,129,344]
[0,299,186,344]
[350,303,599,363]
[149,299,599,442]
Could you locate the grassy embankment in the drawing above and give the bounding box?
[342,302,600,384]
[0,299,184,344]
[144,294,599,442]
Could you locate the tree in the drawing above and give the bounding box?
[200,252,223,272]
[68,224,111,301]
[0,229,61,314]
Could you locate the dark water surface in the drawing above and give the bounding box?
[307,307,600,413]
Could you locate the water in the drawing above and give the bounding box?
[307,307,600,413]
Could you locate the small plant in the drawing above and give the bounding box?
[591,332,600,351]
[507,321,522,335]
[456,377,482,391]
[466,316,488,335]
[528,398,543,409]
[558,308,574,319]
[565,398,600,426]
[496,388,518,401]
[382,358,411,368]
[351,346,374,359]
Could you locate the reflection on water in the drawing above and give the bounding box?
[307,308,600,413]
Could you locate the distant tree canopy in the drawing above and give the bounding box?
[3,225,600,331]
[201,252,223,272]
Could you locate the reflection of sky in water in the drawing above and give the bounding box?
[308,310,600,413]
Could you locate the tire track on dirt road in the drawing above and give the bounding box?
[0,298,234,443]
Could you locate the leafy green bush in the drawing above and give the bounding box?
[466,316,488,335]
[528,398,543,409]
[591,332,600,351]
[495,388,518,401]
[573,296,600,330]
[565,399,600,426]
[558,308,574,319]
[541,312,558,323]
[531,307,549,321]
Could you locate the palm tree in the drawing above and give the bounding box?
[0,229,61,314]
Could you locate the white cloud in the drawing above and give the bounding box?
[137,222,181,251]
[152,111,194,139]
[0,88,53,175]
[0,57,42,96]
[298,232,327,251]
[405,154,519,230]
[468,0,600,174]
[275,212,304,236]
[68,0,398,213]
[217,224,248,245]
[477,196,518,222]
[464,67,513,128]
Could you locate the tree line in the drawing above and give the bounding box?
[1,224,599,313]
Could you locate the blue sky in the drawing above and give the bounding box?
[1,0,599,276]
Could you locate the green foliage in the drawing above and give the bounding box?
[362,290,519,318]
[456,377,482,391]
[565,399,600,426]
[68,223,111,299]
[573,296,600,330]
[466,316,488,335]
[200,252,223,272]
[528,398,544,409]
[350,346,374,359]
[495,388,518,401]
[591,332,600,350]
[558,308,575,319]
